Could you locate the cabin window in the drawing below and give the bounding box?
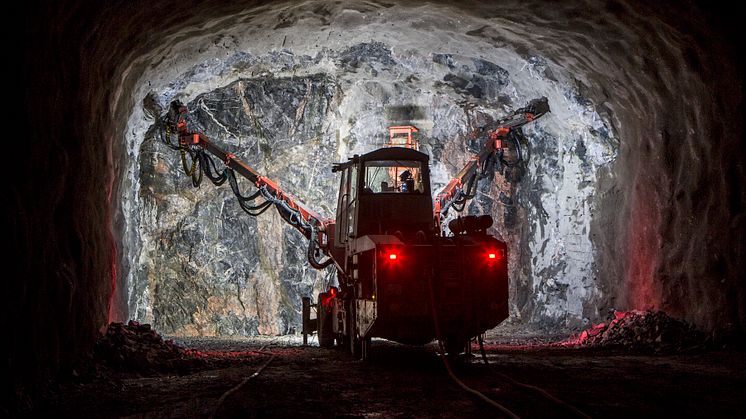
[363,160,424,194]
[347,166,358,238]
[335,168,348,244]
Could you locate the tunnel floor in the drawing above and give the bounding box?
[34,332,745,418]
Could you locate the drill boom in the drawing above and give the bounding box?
[170,102,333,247]
[433,97,550,228]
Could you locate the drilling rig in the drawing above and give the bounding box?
[161,97,549,359]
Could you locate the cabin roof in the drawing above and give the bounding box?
[359,147,429,162]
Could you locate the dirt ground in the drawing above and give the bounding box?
[34,333,746,418]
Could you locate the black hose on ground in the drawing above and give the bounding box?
[425,256,521,418]
[477,335,592,419]
[211,339,277,419]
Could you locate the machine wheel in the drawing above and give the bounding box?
[317,293,334,348]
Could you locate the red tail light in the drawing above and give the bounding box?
[383,248,402,264]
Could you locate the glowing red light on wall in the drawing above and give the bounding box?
[389,253,397,260]
[488,253,496,259]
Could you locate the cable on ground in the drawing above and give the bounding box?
[426,265,521,419]
[211,339,278,418]
[477,336,592,419]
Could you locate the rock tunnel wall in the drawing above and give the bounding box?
[136,74,340,335]
[132,41,617,335]
[11,0,745,395]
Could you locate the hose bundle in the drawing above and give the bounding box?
[159,116,334,270]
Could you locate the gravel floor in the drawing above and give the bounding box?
[32,333,746,418]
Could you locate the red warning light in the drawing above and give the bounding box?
[488,253,496,259]
[389,253,397,260]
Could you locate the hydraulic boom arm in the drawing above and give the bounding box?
[163,101,336,269]
[433,97,550,228]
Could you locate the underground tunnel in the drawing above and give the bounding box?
[10,0,746,416]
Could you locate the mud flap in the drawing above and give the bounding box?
[350,299,376,360]
[355,299,377,338]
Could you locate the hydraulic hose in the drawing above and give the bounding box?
[159,121,181,151]
[226,170,263,202]
[307,224,334,269]
[198,152,228,185]
[426,243,521,418]
[163,106,334,273]
[499,130,523,167]
[180,147,199,177]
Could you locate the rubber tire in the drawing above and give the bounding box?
[317,293,335,348]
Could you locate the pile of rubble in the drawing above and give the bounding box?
[93,321,203,374]
[565,310,705,352]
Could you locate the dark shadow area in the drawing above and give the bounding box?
[32,335,746,418]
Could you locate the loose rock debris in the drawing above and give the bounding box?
[91,321,268,376]
[563,310,706,352]
[93,321,206,374]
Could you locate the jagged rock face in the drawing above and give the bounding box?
[137,75,338,335]
[132,40,615,335]
[115,0,745,338]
